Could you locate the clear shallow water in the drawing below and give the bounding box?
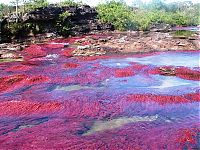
[100,52,200,68]
[104,75,199,95]
[0,42,199,149]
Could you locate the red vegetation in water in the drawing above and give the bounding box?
[115,68,135,78]
[5,65,32,72]
[62,48,75,57]
[0,74,28,93]
[27,75,50,85]
[0,38,199,149]
[149,66,200,81]
[177,128,200,147]
[23,45,47,58]
[60,96,123,119]
[175,67,200,81]
[184,92,200,101]
[0,74,50,93]
[130,63,148,72]
[0,100,61,116]
[63,63,80,69]
[127,93,200,104]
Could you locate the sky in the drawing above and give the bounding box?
[0,0,199,6]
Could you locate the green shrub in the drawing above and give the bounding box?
[96,1,138,31]
[56,11,72,36]
[27,0,49,10]
[7,23,31,38]
[97,0,199,31]
[59,0,83,6]
[59,12,71,21]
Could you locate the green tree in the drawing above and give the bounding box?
[59,0,82,6]
[27,0,49,10]
[97,0,138,31]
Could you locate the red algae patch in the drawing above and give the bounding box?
[0,101,61,116]
[184,92,200,101]
[149,66,200,81]
[0,74,28,93]
[130,63,148,72]
[0,41,199,149]
[63,63,80,69]
[0,74,50,93]
[177,128,200,145]
[126,94,198,104]
[27,75,50,85]
[5,65,32,72]
[175,67,200,81]
[115,68,135,78]
[23,45,47,58]
[62,48,75,57]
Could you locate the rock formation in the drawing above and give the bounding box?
[0,5,114,43]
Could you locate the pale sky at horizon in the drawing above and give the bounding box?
[0,0,199,6]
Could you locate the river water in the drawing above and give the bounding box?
[0,38,199,149]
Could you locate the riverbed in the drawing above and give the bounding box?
[0,36,199,149]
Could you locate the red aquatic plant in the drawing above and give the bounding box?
[148,66,200,81]
[23,45,47,58]
[0,100,61,116]
[27,75,50,85]
[0,74,50,93]
[5,65,32,72]
[0,74,28,93]
[62,48,75,57]
[127,94,191,104]
[63,63,80,69]
[130,63,148,72]
[176,128,200,149]
[184,92,200,101]
[175,67,200,81]
[115,68,135,78]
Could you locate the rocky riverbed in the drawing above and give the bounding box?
[0,29,199,61]
[0,36,199,149]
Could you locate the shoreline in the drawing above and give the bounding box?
[0,30,199,61]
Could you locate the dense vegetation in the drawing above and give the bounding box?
[97,0,200,31]
[0,0,199,32]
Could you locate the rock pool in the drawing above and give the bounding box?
[0,39,199,149]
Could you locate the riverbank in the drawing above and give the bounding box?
[0,30,199,61]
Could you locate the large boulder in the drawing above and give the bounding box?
[22,5,113,35]
[22,5,98,23]
[1,5,114,42]
[23,6,63,22]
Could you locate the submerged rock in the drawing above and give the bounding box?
[83,115,158,135]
